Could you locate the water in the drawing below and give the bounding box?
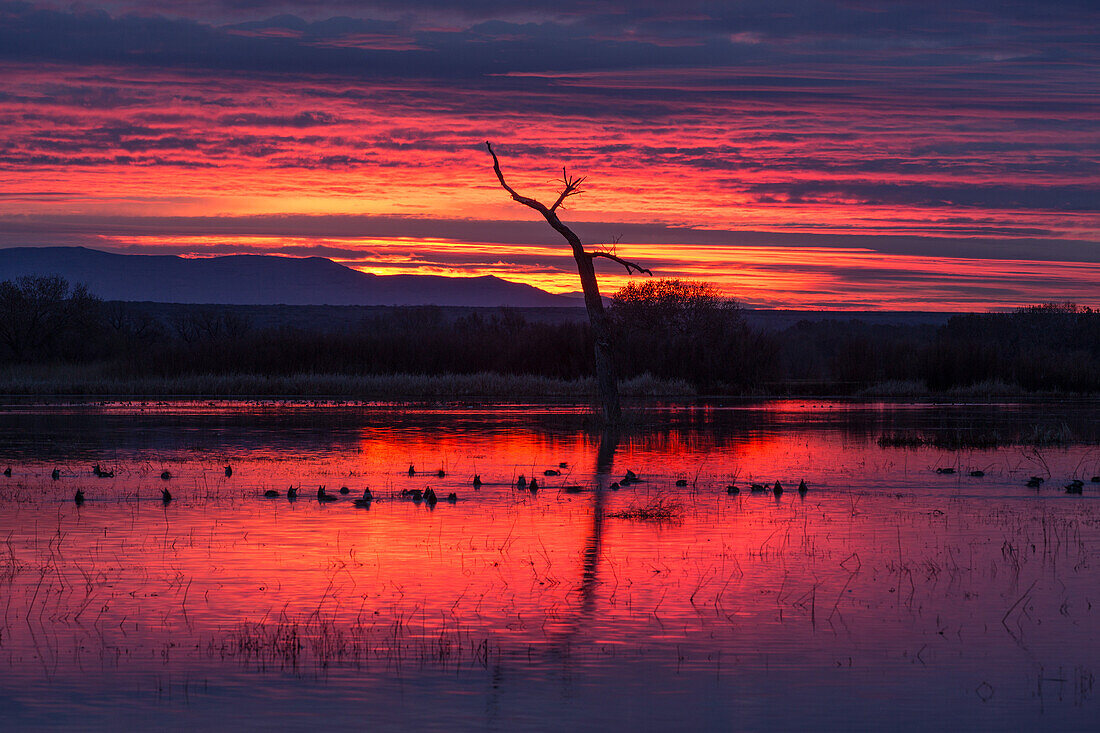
[0,400,1098,731]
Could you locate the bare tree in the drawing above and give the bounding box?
[0,275,100,361]
[486,142,650,423]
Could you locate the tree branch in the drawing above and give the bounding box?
[550,167,586,211]
[485,141,549,215]
[586,250,653,276]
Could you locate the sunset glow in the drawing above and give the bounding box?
[1,2,1098,308]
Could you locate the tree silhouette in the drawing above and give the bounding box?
[485,141,651,422]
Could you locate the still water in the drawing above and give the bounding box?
[0,400,1098,731]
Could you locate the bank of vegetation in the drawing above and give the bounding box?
[0,275,1096,398]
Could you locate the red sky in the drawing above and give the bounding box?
[1,1,1098,309]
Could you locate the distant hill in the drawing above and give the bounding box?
[0,246,580,307]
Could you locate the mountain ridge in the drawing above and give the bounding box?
[0,246,579,307]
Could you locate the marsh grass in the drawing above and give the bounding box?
[607,493,685,522]
[0,366,694,399]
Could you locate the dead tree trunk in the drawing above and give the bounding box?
[486,142,651,423]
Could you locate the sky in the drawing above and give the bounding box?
[1,0,1097,310]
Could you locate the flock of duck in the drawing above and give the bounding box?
[935,465,1098,493]
[10,460,1097,506]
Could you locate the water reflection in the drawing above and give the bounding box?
[0,400,1098,730]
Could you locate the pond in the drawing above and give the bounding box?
[0,400,1098,731]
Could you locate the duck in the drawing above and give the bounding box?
[1092,476,1100,483]
[316,485,337,502]
[621,470,639,486]
[516,475,527,490]
[472,474,482,487]
[773,480,784,496]
[92,464,102,477]
[1066,480,1084,495]
[425,487,438,506]
[675,479,688,487]
[52,468,60,480]
[750,483,766,493]
[161,470,172,480]
[969,470,985,477]
[74,488,85,505]
[339,486,350,494]
[726,484,740,495]
[544,469,561,476]
[3,466,10,477]
[935,467,956,475]
[353,488,374,507]
[446,493,458,503]
[287,485,298,500]
[436,468,446,478]
[558,462,569,469]
[264,489,280,498]
[161,487,172,503]
[225,465,233,478]
[528,477,538,493]
[1026,476,1044,488]
[609,482,620,491]
[408,464,416,477]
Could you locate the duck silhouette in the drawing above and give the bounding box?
[161,487,172,503]
[287,485,298,500]
[353,488,374,507]
[317,485,337,502]
[225,465,233,478]
[74,488,85,505]
[473,474,482,487]
[264,489,279,498]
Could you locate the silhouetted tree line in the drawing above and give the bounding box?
[0,275,1097,393]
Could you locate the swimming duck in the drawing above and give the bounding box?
[339,486,350,494]
[528,477,538,493]
[161,487,172,503]
[3,466,10,477]
[473,474,482,487]
[52,468,60,480]
[161,470,172,480]
[74,488,85,505]
[516,475,527,490]
[798,479,808,495]
[264,489,279,498]
[773,480,784,496]
[726,484,740,495]
[353,488,374,507]
[316,485,337,502]
[225,465,233,478]
[287,485,298,499]
[425,487,438,506]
